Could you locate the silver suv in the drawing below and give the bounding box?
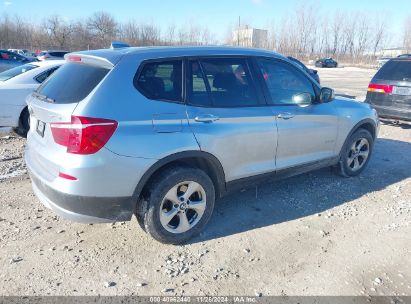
[25,47,379,244]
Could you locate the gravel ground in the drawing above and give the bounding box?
[0,68,410,297]
[311,66,377,101]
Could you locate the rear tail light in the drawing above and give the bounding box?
[367,84,393,94]
[50,116,117,155]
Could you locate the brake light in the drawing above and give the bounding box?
[50,116,117,155]
[67,55,82,62]
[368,84,393,94]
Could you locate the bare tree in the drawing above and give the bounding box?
[164,23,176,45]
[87,12,117,48]
[43,16,73,49]
[371,15,388,57]
[403,15,411,52]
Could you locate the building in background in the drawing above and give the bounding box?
[232,27,268,49]
[378,47,408,58]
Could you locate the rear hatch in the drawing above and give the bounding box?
[26,54,114,181]
[366,59,411,115]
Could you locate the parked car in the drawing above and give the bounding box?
[315,58,338,68]
[287,56,320,84]
[25,47,379,244]
[0,60,63,136]
[37,50,69,61]
[0,50,36,72]
[365,57,411,122]
[8,49,36,58]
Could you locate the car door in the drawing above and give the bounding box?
[254,57,339,170]
[185,57,277,182]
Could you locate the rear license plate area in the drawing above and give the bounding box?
[393,86,411,96]
[36,120,45,137]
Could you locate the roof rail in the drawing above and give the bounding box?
[110,41,130,49]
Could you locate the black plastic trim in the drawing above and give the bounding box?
[226,157,339,193]
[30,172,134,221]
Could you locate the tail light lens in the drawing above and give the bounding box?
[50,116,117,155]
[368,84,393,94]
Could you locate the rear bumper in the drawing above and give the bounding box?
[372,104,411,122]
[28,168,134,223]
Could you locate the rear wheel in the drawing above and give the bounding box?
[338,129,373,177]
[15,107,30,138]
[136,166,215,244]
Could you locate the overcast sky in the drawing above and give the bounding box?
[1,0,409,46]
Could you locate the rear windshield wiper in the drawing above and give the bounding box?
[32,91,55,103]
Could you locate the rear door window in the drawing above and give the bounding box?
[374,60,411,81]
[194,57,260,107]
[135,60,182,102]
[187,60,212,107]
[36,62,109,104]
[34,66,60,83]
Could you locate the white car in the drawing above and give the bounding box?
[0,60,64,136]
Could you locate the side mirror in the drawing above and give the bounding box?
[320,87,335,103]
[292,92,312,105]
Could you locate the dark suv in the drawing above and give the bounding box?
[365,58,411,122]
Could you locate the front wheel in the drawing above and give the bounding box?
[137,166,215,244]
[338,129,374,177]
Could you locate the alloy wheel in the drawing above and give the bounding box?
[347,138,370,171]
[159,181,207,234]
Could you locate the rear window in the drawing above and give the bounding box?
[0,64,37,81]
[36,62,109,104]
[49,52,68,57]
[374,60,411,81]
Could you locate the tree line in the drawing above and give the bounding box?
[0,7,409,64]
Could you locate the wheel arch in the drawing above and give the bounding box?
[132,151,226,207]
[339,118,377,159]
[18,106,29,126]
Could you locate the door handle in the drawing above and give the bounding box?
[194,114,219,123]
[277,112,295,120]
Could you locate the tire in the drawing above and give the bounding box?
[16,107,30,138]
[136,166,215,244]
[338,129,374,177]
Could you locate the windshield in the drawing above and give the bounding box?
[0,63,38,81]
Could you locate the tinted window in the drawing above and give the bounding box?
[0,51,22,61]
[257,59,315,105]
[374,60,411,81]
[136,60,182,102]
[198,58,259,107]
[187,60,211,107]
[288,57,305,69]
[0,64,37,81]
[36,63,109,104]
[35,66,60,83]
[49,52,68,57]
